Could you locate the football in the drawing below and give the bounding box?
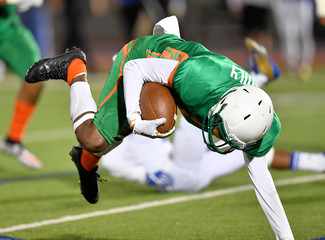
[140,82,177,135]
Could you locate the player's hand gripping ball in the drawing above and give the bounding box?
[140,82,177,134]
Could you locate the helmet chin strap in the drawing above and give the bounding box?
[209,141,236,154]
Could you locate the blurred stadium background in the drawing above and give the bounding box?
[1,0,325,239]
[48,0,325,72]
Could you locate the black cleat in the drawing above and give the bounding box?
[69,145,100,204]
[25,47,87,83]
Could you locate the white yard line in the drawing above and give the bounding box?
[0,174,324,234]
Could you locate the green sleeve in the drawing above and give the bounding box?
[244,113,281,157]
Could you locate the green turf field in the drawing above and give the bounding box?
[0,69,324,240]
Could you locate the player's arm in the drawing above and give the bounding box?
[244,153,294,240]
[123,58,178,137]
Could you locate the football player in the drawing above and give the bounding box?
[0,0,43,169]
[100,33,325,192]
[25,16,294,240]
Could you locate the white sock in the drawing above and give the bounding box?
[70,81,97,130]
[290,151,325,172]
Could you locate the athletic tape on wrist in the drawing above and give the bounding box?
[128,113,141,129]
[73,113,95,131]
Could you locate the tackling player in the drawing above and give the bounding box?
[101,116,325,192]
[25,16,294,240]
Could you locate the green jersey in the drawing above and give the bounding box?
[145,34,280,157]
[145,35,253,123]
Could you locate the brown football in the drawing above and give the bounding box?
[140,82,177,135]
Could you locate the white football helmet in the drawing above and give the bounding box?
[202,85,274,154]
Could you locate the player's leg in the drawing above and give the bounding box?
[245,37,280,87]
[278,0,300,76]
[25,37,153,203]
[82,37,160,196]
[172,116,207,167]
[70,50,149,203]
[171,116,246,192]
[26,48,111,203]
[169,116,218,191]
[197,149,245,191]
[101,134,173,186]
[101,116,198,192]
[0,24,43,169]
[25,48,106,151]
[269,149,325,173]
[100,135,147,185]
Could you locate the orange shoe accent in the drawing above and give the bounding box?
[81,149,100,171]
[7,99,36,142]
[67,59,87,85]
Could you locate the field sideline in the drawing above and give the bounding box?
[0,69,325,240]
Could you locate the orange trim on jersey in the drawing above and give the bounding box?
[167,61,182,88]
[165,48,189,87]
[162,47,188,61]
[146,47,189,88]
[97,40,137,111]
[146,49,161,58]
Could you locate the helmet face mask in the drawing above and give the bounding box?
[202,85,274,154]
[203,104,243,154]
